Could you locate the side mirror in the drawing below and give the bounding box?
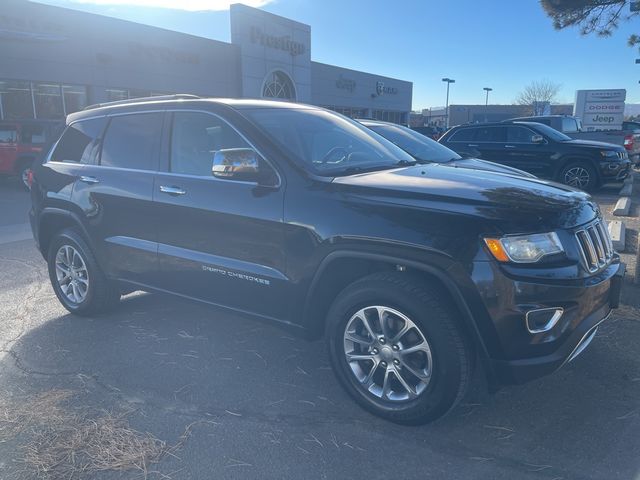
[212,148,260,182]
[531,134,545,144]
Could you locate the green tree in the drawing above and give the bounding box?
[540,0,640,49]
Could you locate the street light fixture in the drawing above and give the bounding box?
[483,87,493,106]
[483,87,493,123]
[442,77,455,128]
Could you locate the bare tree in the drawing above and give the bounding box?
[540,0,640,50]
[516,80,562,115]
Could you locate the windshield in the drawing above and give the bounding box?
[525,122,572,141]
[367,123,461,162]
[241,108,416,176]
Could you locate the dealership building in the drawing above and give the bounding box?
[0,1,412,124]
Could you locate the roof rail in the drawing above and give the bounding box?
[82,94,200,111]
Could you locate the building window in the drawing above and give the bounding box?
[262,71,296,101]
[33,82,64,119]
[0,80,34,120]
[63,85,88,114]
[0,80,88,120]
[106,88,128,102]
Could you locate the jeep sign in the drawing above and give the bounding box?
[574,89,626,131]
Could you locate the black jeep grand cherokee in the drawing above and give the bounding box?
[30,96,624,424]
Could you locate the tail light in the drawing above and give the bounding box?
[27,169,34,188]
[623,134,634,151]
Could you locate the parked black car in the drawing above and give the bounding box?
[31,96,624,424]
[509,115,640,164]
[358,119,535,178]
[439,121,631,190]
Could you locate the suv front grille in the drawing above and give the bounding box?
[616,151,628,160]
[575,220,613,273]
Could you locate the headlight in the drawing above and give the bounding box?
[484,232,564,263]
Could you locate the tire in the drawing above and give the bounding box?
[47,228,120,315]
[558,162,597,191]
[326,272,473,425]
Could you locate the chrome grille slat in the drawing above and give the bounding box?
[588,227,605,266]
[575,220,613,273]
[595,222,611,257]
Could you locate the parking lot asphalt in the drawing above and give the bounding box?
[0,181,639,480]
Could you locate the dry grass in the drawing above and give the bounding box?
[0,389,177,479]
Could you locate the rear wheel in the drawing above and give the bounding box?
[559,162,597,191]
[47,229,120,315]
[326,272,473,424]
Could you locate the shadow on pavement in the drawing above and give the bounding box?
[1,291,639,479]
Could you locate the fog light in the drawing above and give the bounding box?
[525,308,563,334]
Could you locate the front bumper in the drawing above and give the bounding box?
[600,159,631,181]
[472,260,625,385]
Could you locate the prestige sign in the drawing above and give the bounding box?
[574,89,626,131]
[250,26,306,56]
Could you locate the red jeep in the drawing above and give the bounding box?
[0,120,63,189]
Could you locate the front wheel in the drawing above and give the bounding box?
[326,272,473,424]
[559,162,597,191]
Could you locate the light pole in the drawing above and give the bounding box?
[483,87,493,106]
[483,87,493,122]
[442,77,455,128]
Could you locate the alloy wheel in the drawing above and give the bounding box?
[343,306,433,402]
[563,166,590,188]
[55,245,89,304]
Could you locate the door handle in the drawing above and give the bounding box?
[468,144,479,147]
[79,175,99,184]
[504,145,516,148]
[159,185,186,196]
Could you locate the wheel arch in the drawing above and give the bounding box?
[301,250,491,363]
[37,208,91,258]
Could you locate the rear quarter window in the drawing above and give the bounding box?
[50,118,107,164]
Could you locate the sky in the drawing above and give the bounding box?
[32,0,640,110]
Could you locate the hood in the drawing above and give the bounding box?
[331,164,598,232]
[563,139,624,151]
[446,157,536,178]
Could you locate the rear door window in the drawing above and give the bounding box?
[448,128,475,142]
[50,118,107,164]
[100,113,163,171]
[474,126,506,142]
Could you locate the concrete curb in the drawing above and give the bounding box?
[636,233,640,284]
[608,220,626,252]
[613,197,632,216]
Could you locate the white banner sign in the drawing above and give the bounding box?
[574,89,626,131]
